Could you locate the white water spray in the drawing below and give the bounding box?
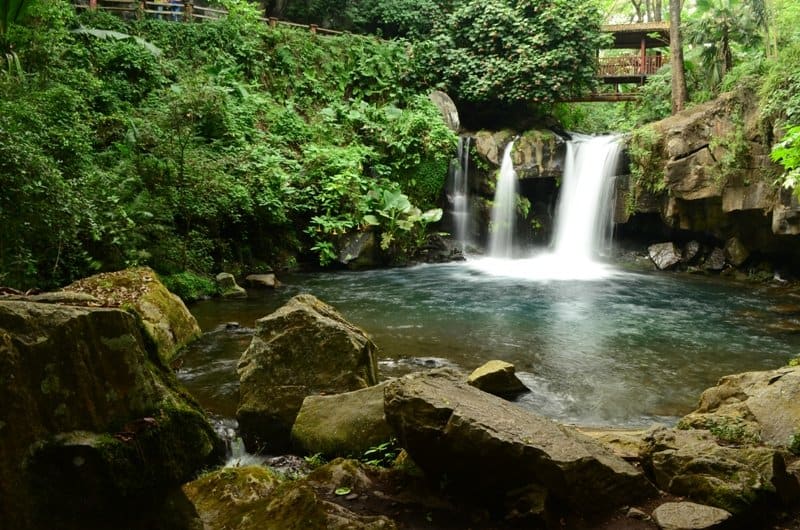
[488,141,518,258]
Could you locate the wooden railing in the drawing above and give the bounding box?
[73,0,346,35]
[598,54,663,78]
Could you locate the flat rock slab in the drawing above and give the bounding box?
[384,370,655,514]
[652,501,731,530]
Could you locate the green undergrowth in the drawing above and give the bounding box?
[0,0,456,289]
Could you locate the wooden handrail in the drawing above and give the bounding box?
[72,0,346,36]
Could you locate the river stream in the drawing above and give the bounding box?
[178,261,800,428]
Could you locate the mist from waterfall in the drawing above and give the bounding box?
[488,141,517,258]
[472,134,622,281]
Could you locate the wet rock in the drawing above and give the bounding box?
[627,507,650,520]
[724,237,750,267]
[682,240,701,264]
[237,294,379,452]
[291,381,393,458]
[648,242,682,270]
[384,369,656,516]
[467,360,528,397]
[245,273,280,288]
[428,90,460,132]
[767,304,800,315]
[641,427,792,513]
[474,130,516,165]
[703,248,726,271]
[225,321,241,330]
[216,272,247,298]
[678,367,800,448]
[65,267,201,364]
[338,231,378,269]
[651,502,731,530]
[0,301,223,530]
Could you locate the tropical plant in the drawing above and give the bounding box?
[685,0,762,90]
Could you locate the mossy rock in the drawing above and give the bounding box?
[0,300,222,530]
[183,465,396,530]
[65,267,202,364]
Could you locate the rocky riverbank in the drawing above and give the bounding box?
[3,272,800,529]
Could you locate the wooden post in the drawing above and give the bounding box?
[309,24,318,34]
[183,0,192,22]
[639,36,646,76]
[89,0,97,10]
[269,17,277,27]
[138,0,145,19]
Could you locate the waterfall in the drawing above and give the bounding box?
[471,134,621,281]
[552,134,622,261]
[448,136,472,248]
[488,141,517,258]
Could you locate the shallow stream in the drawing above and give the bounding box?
[179,260,800,428]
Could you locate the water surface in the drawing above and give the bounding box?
[179,262,799,427]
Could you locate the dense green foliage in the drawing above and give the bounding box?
[0,0,456,289]
[412,0,605,105]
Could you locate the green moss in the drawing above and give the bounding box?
[626,125,667,211]
[161,272,218,302]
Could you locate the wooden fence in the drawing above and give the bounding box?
[73,0,346,36]
[598,54,663,78]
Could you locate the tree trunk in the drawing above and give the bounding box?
[654,0,662,21]
[669,0,688,113]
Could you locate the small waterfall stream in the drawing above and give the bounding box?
[488,141,518,258]
[552,134,622,261]
[448,136,472,248]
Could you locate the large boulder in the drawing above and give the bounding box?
[0,300,223,530]
[183,465,395,530]
[291,381,393,458]
[640,427,795,514]
[678,367,800,448]
[237,294,379,452]
[64,267,201,364]
[384,370,655,516]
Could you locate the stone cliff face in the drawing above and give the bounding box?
[620,88,800,262]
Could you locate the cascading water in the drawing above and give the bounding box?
[488,141,517,258]
[447,136,472,248]
[474,134,622,280]
[552,134,622,261]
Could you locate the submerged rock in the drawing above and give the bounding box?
[651,501,731,530]
[291,381,393,458]
[216,272,247,298]
[64,267,201,364]
[237,294,379,452]
[467,360,528,397]
[384,369,655,517]
[0,300,223,530]
[649,242,682,270]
